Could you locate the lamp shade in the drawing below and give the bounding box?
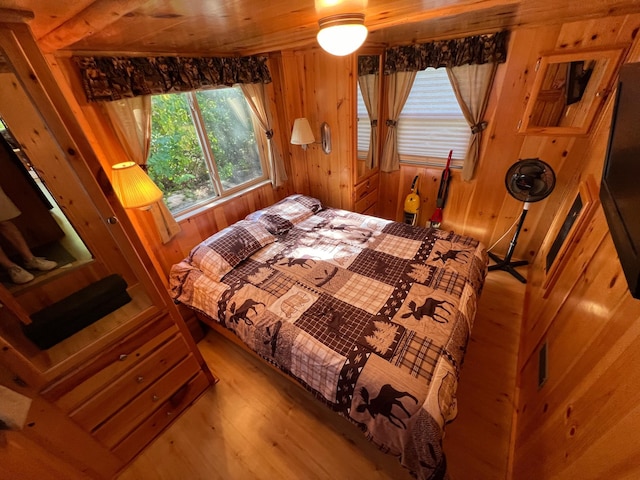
[317,13,368,56]
[111,161,163,208]
[291,118,316,146]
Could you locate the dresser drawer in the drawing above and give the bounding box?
[43,315,177,412]
[112,371,210,463]
[70,334,191,431]
[93,354,202,448]
[355,189,378,214]
[355,173,379,202]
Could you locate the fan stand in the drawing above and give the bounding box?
[488,202,530,283]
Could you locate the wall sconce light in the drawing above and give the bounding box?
[111,161,163,209]
[317,13,368,56]
[291,118,332,154]
[291,118,316,150]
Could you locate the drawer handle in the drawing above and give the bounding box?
[118,354,128,361]
[152,394,160,402]
[136,376,144,383]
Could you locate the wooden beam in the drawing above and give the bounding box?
[37,0,151,53]
[0,8,34,24]
[366,0,519,33]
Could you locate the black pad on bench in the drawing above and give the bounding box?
[23,274,132,350]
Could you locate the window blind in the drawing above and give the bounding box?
[356,83,371,159]
[397,68,470,167]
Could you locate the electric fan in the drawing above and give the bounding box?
[488,158,556,283]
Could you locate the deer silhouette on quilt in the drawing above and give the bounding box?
[432,248,469,264]
[356,384,418,429]
[402,297,453,323]
[281,257,315,269]
[228,298,265,326]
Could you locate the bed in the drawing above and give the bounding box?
[169,194,487,480]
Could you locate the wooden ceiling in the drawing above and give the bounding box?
[1,0,640,56]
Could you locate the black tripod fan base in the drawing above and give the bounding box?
[488,251,528,283]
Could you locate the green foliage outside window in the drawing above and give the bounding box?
[147,87,264,215]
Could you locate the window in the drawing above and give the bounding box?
[356,82,371,160]
[397,68,470,167]
[148,86,267,216]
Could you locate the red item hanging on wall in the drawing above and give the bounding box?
[429,150,453,228]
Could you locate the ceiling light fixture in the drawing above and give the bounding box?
[317,13,368,56]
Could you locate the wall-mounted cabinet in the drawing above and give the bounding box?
[0,19,213,478]
[519,47,624,135]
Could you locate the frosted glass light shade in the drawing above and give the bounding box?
[291,118,316,146]
[111,161,163,208]
[317,14,368,56]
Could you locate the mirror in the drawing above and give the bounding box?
[519,47,624,135]
[356,53,382,181]
[0,54,93,292]
[0,37,152,374]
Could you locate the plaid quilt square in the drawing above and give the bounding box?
[260,271,297,297]
[391,331,444,384]
[296,293,372,355]
[295,292,403,360]
[290,331,345,402]
[374,233,423,260]
[334,273,394,315]
[349,250,410,286]
[192,274,230,319]
[427,268,467,297]
[382,222,434,240]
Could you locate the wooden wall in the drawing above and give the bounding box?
[276,49,355,211]
[510,15,640,479]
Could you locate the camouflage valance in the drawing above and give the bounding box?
[73,54,272,102]
[384,30,509,74]
[358,55,380,77]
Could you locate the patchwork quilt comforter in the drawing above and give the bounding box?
[170,195,487,480]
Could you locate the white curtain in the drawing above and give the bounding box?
[102,96,181,244]
[446,63,497,181]
[380,71,417,172]
[358,73,379,170]
[240,83,288,188]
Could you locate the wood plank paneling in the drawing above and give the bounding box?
[279,48,354,211]
[512,14,640,480]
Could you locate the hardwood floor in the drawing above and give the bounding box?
[117,271,524,480]
[445,271,524,480]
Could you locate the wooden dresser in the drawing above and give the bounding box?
[0,18,214,479]
[354,172,379,215]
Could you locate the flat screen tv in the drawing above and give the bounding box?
[600,62,640,299]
